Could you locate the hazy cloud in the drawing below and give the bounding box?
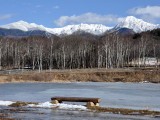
[54,13,122,26]
[53,5,59,9]
[0,14,12,20]
[35,5,42,8]
[128,6,160,23]
[129,6,160,18]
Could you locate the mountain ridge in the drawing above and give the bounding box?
[0,21,111,35]
[0,16,159,36]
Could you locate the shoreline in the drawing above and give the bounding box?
[0,68,160,84]
[1,101,160,118]
[0,81,157,84]
[0,106,160,120]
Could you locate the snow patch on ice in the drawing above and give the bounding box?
[28,101,54,108]
[0,100,87,110]
[0,100,15,106]
[28,101,87,110]
[58,103,87,110]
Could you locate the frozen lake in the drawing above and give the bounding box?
[0,82,160,111]
[0,82,160,120]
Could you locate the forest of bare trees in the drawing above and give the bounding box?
[0,29,160,71]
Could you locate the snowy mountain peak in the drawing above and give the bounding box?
[50,23,112,35]
[14,20,28,24]
[125,16,138,21]
[0,21,47,31]
[115,16,159,33]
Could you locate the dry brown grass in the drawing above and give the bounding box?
[0,68,160,83]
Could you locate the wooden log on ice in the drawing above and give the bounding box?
[51,96,101,107]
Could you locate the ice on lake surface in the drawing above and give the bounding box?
[0,82,160,120]
[0,82,160,111]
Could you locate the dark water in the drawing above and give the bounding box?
[0,82,160,119]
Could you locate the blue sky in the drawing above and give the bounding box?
[0,0,160,27]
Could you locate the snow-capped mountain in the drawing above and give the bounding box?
[114,16,159,33]
[0,20,47,32]
[49,24,112,35]
[0,16,159,36]
[0,21,111,35]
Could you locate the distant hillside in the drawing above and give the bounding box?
[0,28,51,37]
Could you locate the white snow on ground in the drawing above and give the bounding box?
[28,101,87,110]
[0,100,87,110]
[0,100,15,106]
[58,103,87,110]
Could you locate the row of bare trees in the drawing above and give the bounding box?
[0,29,160,71]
